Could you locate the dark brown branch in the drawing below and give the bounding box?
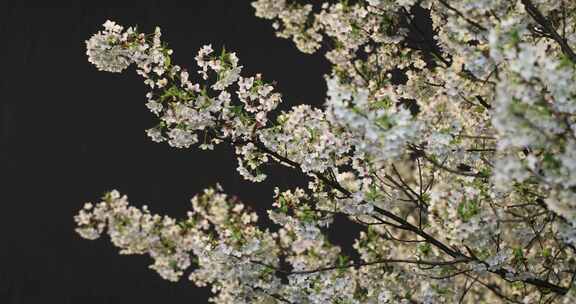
[410,146,489,178]
[475,96,492,110]
[251,257,468,276]
[247,139,569,295]
[463,273,523,304]
[521,0,576,63]
[436,0,487,31]
[250,139,468,260]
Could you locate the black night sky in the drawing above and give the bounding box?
[1,1,331,303]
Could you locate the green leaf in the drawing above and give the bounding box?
[457,198,479,222]
[375,115,392,129]
[543,152,561,170]
[514,247,524,260]
[372,97,392,110]
[418,243,432,256]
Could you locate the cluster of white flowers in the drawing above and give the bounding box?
[259,104,351,174]
[326,76,422,172]
[235,142,268,182]
[236,75,281,126]
[86,20,135,73]
[86,20,285,168]
[252,0,322,54]
[75,187,285,301]
[75,190,197,281]
[77,0,576,301]
[428,180,498,248]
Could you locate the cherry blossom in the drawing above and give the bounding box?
[77,1,576,302]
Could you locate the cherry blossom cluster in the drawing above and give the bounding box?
[252,0,322,54]
[77,0,576,302]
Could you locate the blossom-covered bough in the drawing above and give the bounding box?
[76,1,576,303]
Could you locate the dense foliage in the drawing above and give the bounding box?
[76,1,576,302]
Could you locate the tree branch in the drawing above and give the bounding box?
[251,257,468,276]
[521,0,576,63]
[436,0,487,31]
[249,139,570,295]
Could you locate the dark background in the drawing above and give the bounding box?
[0,1,330,303]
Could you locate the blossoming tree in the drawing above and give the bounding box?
[75,0,576,303]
